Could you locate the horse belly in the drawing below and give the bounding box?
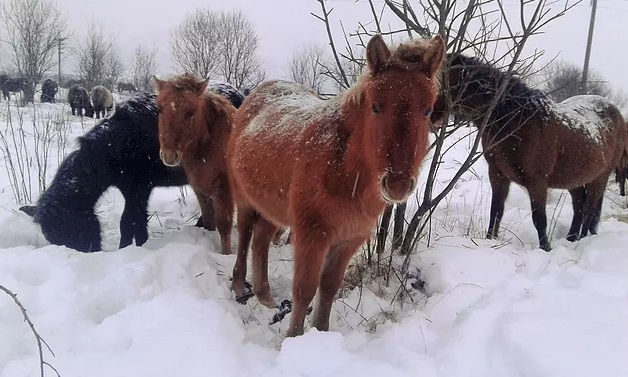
[550,144,613,188]
[231,134,294,225]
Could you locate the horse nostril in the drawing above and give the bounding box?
[174,151,182,162]
[382,175,390,191]
[409,178,417,192]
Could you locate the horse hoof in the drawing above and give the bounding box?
[566,234,578,242]
[232,280,253,304]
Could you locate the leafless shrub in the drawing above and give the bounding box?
[0,101,70,204]
[75,21,117,90]
[102,48,125,93]
[0,0,68,104]
[130,45,158,93]
[287,43,330,94]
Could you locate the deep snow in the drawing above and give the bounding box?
[1,96,628,377]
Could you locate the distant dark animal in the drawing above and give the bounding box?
[117,82,137,93]
[68,85,94,117]
[20,82,245,253]
[431,54,627,251]
[228,34,445,337]
[0,75,27,101]
[153,74,236,255]
[40,78,59,103]
[91,85,114,119]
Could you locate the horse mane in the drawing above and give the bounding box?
[449,53,552,131]
[343,37,441,107]
[167,73,206,91]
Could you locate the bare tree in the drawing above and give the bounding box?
[287,43,329,94]
[131,45,158,93]
[170,9,221,78]
[217,9,266,90]
[102,47,124,92]
[169,8,265,89]
[76,21,114,90]
[542,60,610,102]
[0,0,68,104]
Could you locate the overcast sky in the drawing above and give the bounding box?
[38,0,628,93]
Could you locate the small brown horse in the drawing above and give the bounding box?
[432,54,627,251]
[229,34,445,337]
[153,74,235,255]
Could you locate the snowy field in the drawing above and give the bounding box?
[1,96,628,377]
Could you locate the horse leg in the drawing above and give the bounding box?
[486,165,510,239]
[194,188,216,231]
[588,196,604,236]
[119,186,151,248]
[231,206,258,301]
[211,175,234,255]
[527,183,550,251]
[250,217,279,308]
[566,186,586,242]
[288,229,331,337]
[313,236,366,332]
[581,175,609,239]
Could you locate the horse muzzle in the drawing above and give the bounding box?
[159,149,182,167]
[380,174,417,203]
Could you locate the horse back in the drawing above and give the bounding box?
[230,80,341,225]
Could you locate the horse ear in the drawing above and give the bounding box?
[366,34,391,74]
[153,75,164,92]
[422,34,446,78]
[195,78,209,95]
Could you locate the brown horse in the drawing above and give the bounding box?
[229,34,445,337]
[153,74,235,255]
[432,54,627,251]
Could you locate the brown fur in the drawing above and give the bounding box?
[154,74,235,255]
[432,54,626,250]
[616,121,628,196]
[228,34,445,337]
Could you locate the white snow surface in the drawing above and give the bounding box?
[1,97,628,377]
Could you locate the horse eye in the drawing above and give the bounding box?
[372,104,381,115]
[424,108,433,117]
[186,111,194,119]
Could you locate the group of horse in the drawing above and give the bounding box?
[18,33,628,338]
[0,75,59,103]
[67,84,115,119]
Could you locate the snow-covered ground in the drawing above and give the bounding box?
[1,97,628,377]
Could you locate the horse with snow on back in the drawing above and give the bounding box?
[228,34,445,337]
[431,54,627,251]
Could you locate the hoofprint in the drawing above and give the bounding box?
[0,97,627,376]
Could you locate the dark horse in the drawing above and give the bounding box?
[229,34,445,337]
[68,85,94,117]
[41,78,59,103]
[431,54,627,251]
[0,74,26,101]
[20,82,245,252]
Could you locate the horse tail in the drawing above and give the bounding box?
[19,205,37,217]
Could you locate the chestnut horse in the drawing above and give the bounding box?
[229,34,445,337]
[154,74,235,255]
[432,54,627,251]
